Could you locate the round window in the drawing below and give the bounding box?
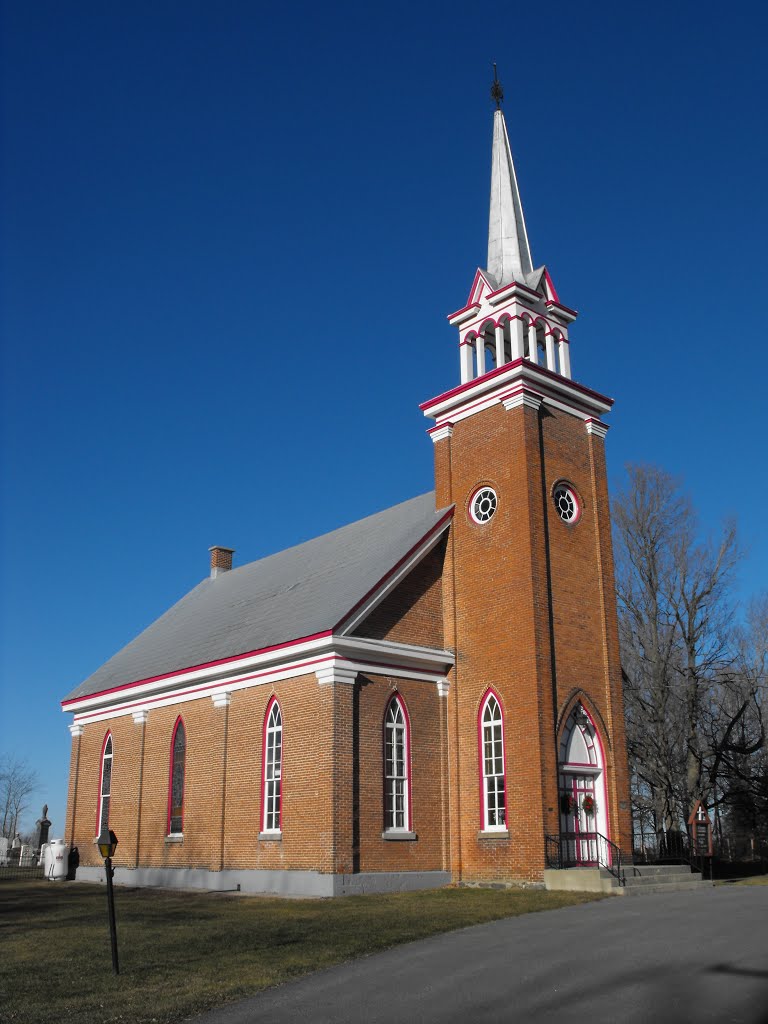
[553,483,580,524]
[470,487,497,524]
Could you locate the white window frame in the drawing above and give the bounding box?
[96,733,113,837]
[384,695,410,832]
[480,693,506,832]
[262,700,282,833]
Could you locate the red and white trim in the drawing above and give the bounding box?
[261,697,282,834]
[64,635,455,728]
[422,358,612,432]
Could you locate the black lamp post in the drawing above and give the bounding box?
[97,828,119,975]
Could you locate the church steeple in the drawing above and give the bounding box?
[486,107,533,289]
[442,81,579,388]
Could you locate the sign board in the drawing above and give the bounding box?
[687,799,713,857]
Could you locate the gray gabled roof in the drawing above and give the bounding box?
[64,492,450,703]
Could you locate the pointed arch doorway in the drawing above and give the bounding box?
[558,704,609,867]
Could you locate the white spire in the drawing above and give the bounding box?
[486,109,533,288]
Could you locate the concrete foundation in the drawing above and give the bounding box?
[74,865,451,897]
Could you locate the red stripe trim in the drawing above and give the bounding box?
[61,630,334,708]
[332,509,454,633]
[71,655,336,721]
[420,360,613,413]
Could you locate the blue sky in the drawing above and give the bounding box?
[2,0,766,839]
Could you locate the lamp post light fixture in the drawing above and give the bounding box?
[97,828,119,975]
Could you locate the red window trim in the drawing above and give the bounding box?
[559,702,612,845]
[94,730,113,837]
[477,689,508,832]
[166,716,186,835]
[382,692,413,832]
[260,696,283,833]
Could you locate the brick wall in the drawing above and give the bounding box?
[433,398,632,882]
[65,669,446,879]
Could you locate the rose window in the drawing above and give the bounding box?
[470,487,497,524]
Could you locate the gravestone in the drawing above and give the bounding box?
[36,804,52,856]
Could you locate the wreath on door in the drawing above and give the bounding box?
[582,795,597,816]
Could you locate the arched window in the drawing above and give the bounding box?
[96,733,113,836]
[536,324,547,367]
[168,718,186,835]
[262,699,282,833]
[384,695,410,832]
[479,692,506,831]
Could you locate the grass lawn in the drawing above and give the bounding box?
[717,874,768,886]
[1,880,601,1024]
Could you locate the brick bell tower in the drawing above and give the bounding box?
[421,80,632,885]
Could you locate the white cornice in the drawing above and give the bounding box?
[422,360,612,429]
[132,709,149,725]
[316,661,358,686]
[69,724,84,737]
[501,387,543,412]
[586,418,609,438]
[429,424,454,443]
[66,635,455,726]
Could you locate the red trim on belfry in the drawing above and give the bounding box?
[486,279,539,300]
[546,299,577,317]
[61,630,335,708]
[447,300,482,321]
[543,269,560,303]
[420,360,613,413]
[333,509,454,633]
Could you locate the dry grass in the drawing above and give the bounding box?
[1,880,601,1024]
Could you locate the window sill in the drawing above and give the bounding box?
[165,834,184,844]
[382,831,417,841]
[258,832,282,842]
[478,830,509,840]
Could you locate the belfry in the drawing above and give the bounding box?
[62,84,632,894]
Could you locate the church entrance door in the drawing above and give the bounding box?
[559,772,598,866]
[557,704,609,869]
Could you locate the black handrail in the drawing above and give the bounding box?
[545,831,625,886]
[596,831,625,886]
[545,834,562,869]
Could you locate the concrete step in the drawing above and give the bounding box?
[620,879,711,896]
[624,863,700,877]
[622,872,703,888]
[545,864,711,896]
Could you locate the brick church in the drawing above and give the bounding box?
[62,96,632,895]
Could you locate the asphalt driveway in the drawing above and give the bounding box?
[192,885,768,1023]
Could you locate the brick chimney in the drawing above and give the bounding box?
[209,546,235,578]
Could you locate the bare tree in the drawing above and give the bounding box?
[0,756,39,840]
[613,465,764,849]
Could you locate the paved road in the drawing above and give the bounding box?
[193,887,768,1023]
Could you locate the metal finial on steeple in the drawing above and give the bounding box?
[490,63,504,109]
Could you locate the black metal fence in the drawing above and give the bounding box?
[633,830,768,878]
[0,850,47,882]
[0,844,79,882]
